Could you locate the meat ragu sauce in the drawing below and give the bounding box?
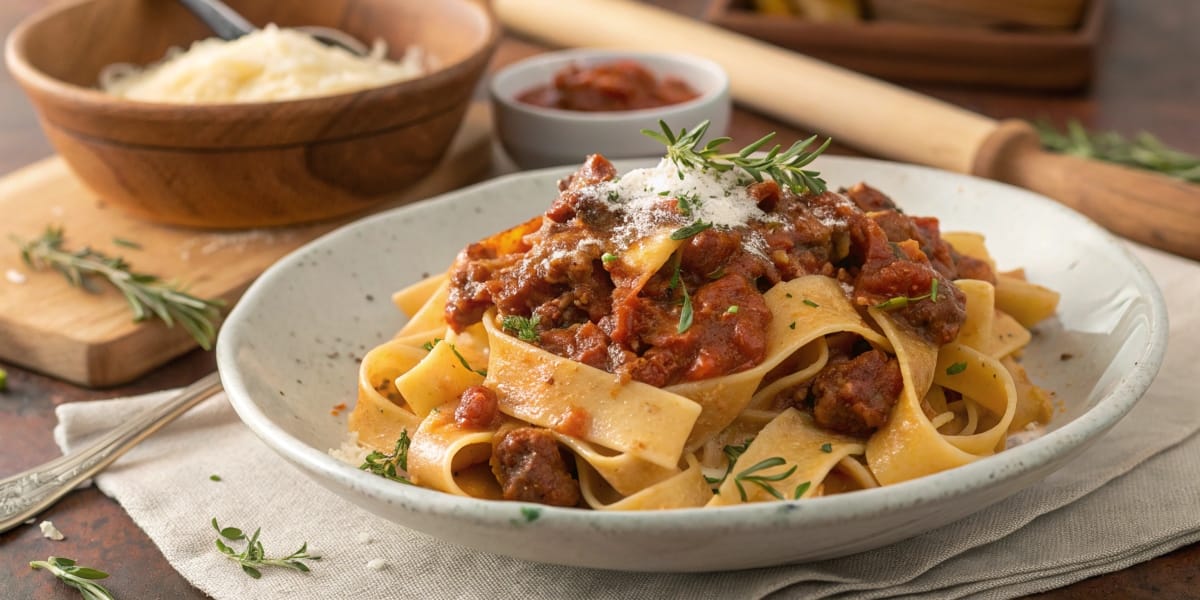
[516,60,700,112]
[446,154,992,440]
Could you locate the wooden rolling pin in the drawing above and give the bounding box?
[494,0,1200,261]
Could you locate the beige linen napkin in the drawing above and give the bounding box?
[54,244,1198,600]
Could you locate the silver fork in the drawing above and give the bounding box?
[0,372,223,533]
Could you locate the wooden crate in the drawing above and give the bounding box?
[704,0,1104,90]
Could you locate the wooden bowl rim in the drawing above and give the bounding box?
[4,0,499,121]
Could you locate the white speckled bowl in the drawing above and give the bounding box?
[218,157,1167,572]
[490,49,731,168]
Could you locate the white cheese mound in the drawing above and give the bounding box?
[39,520,64,541]
[101,24,425,103]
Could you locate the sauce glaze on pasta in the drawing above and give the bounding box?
[347,153,1059,510]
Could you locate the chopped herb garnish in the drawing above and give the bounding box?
[676,192,701,217]
[14,227,224,350]
[788,321,796,330]
[112,237,141,250]
[705,437,755,487]
[802,299,819,308]
[212,518,320,579]
[421,338,442,352]
[669,252,694,334]
[820,443,833,453]
[501,314,540,343]
[606,190,621,203]
[733,457,798,502]
[946,361,968,376]
[360,430,412,482]
[670,220,713,240]
[642,120,831,195]
[792,481,812,500]
[785,292,793,298]
[29,556,115,600]
[657,190,670,196]
[520,507,541,522]
[210,474,222,482]
[726,305,739,314]
[601,252,618,264]
[448,343,487,377]
[0,368,6,392]
[874,279,941,311]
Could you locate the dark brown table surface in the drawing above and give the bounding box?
[2,1,1198,598]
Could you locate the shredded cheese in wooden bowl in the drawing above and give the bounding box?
[100,24,426,104]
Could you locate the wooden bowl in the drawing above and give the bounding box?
[4,0,498,229]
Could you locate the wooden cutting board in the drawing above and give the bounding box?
[0,102,494,387]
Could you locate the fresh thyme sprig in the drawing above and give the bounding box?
[704,437,755,487]
[29,556,116,600]
[13,227,224,350]
[360,430,412,483]
[211,518,320,579]
[1035,119,1200,183]
[641,120,832,194]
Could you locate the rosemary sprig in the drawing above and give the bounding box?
[360,430,412,483]
[29,556,116,600]
[211,518,320,579]
[642,120,832,194]
[13,227,223,350]
[1035,119,1200,183]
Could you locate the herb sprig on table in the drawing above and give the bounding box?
[12,227,224,350]
[1035,120,1200,183]
[211,518,320,579]
[642,120,832,195]
[29,556,116,600]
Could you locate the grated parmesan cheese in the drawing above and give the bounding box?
[5,269,26,285]
[101,25,426,104]
[39,520,64,541]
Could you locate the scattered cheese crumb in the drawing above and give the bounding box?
[366,558,388,571]
[5,269,26,284]
[39,520,64,541]
[357,531,374,544]
[329,431,369,466]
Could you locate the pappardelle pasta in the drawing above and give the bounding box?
[346,124,1059,510]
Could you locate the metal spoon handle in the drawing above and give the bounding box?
[0,372,223,533]
[176,0,255,40]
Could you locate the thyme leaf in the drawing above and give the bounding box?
[29,556,115,600]
[360,430,412,481]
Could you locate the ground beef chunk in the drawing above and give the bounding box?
[810,350,904,436]
[491,428,580,507]
[538,321,611,371]
[455,385,499,430]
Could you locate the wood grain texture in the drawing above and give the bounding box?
[705,0,1100,90]
[0,103,493,387]
[870,0,1088,29]
[5,0,498,227]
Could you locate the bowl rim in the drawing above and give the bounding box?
[217,155,1170,536]
[489,48,731,122]
[3,0,500,116]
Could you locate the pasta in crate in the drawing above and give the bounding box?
[345,122,1059,510]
